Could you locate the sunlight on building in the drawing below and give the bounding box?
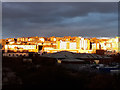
[2,36,120,54]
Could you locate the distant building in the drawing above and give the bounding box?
[5,45,39,53]
[2,36,120,54]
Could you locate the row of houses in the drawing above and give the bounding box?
[3,53,29,57]
[2,36,120,54]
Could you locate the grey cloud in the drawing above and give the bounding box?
[2,2,118,38]
[3,2,117,19]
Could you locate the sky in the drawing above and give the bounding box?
[2,2,118,39]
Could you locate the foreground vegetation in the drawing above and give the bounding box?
[2,56,120,89]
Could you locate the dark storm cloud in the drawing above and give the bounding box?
[2,2,118,38]
[3,2,117,19]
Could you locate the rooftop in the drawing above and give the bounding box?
[42,51,112,60]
